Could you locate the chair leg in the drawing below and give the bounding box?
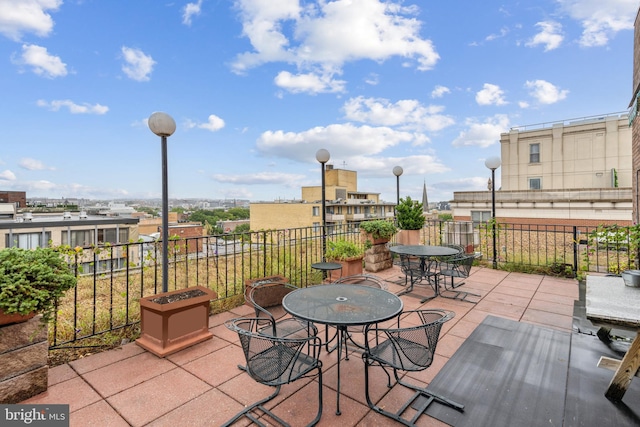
[221,385,285,427]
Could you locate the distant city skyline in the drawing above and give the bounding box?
[0,1,635,203]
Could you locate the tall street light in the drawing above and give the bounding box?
[316,149,330,261]
[148,112,176,293]
[485,156,501,269]
[393,166,403,217]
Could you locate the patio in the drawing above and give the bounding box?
[21,265,639,426]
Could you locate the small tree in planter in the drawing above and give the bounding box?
[0,246,77,403]
[0,247,77,325]
[396,196,425,245]
[325,238,364,280]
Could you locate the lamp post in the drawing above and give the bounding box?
[393,166,403,217]
[148,112,176,293]
[485,156,501,269]
[316,149,330,261]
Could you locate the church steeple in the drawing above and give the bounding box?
[422,180,429,212]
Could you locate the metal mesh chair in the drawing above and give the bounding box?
[223,318,323,427]
[438,254,479,302]
[334,273,387,290]
[329,274,387,352]
[398,253,438,299]
[362,309,464,426]
[247,281,315,339]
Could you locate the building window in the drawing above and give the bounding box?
[529,143,540,163]
[529,178,541,190]
[6,232,51,249]
[312,206,319,216]
[471,211,492,223]
[62,229,94,247]
[312,222,320,233]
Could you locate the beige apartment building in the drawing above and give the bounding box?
[452,113,632,226]
[250,165,396,231]
[0,204,140,273]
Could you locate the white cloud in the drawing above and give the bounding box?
[274,71,346,94]
[485,26,509,42]
[526,21,563,51]
[212,172,306,185]
[342,96,454,132]
[13,44,67,78]
[452,114,510,148]
[121,46,155,81]
[475,83,507,106]
[19,158,53,171]
[186,114,226,132]
[518,100,530,109]
[0,0,61,41]
[232,0,439,94]
[525,79,568,104]
[558,0,636,47]
[182,0,203,26]
[431,85,450,98]
[257,123,417,162]
[36,99,109,114]
[0,170,16,181]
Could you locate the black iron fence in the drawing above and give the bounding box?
[48,219,639,349]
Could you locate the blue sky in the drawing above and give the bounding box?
[0,0,637,204]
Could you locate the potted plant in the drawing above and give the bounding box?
[359,220,398,245]
[0,246,77,403]
[396,196,425,245]
[325,238,364,280]
[0,247,77,325]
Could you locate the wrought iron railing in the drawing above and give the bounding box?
[48,219,639,348]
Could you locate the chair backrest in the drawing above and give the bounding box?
[444,254,475,277]
[365,309,454,371]
[334,274,386,290]
[226,317,321,385]
[398,253,422,275]
[246,281,296,322]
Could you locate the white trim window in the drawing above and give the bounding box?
[529,177,541,190]
[530,143,540,163]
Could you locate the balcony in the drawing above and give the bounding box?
[21,265,639,426]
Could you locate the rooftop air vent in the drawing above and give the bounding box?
[63,211,72,220]
[79,211,88,219]
[23,212,33,221]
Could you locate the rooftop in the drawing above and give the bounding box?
[21,266,640,426]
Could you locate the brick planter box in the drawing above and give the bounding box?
[136,286,217,358]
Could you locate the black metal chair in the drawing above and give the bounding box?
[398,253,438,299]
[438,254,479,302]
[362,309,464,426]
[223,318,323,427]
[246,281,315,339]
[329,274,387,353]
[334,273,387,290]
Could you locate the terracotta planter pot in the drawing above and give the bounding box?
[136,286,217,357]
[360,231,390,246]
[0,309,36,326]
[397,229,421,246]
[329,257,363,281]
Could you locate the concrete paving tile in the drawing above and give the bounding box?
[23,376,102,412]
[106,368,211,426]
[48,363,78,386]
[81,352,176,397]
[70,399,129,427]
[69,342,145,375]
